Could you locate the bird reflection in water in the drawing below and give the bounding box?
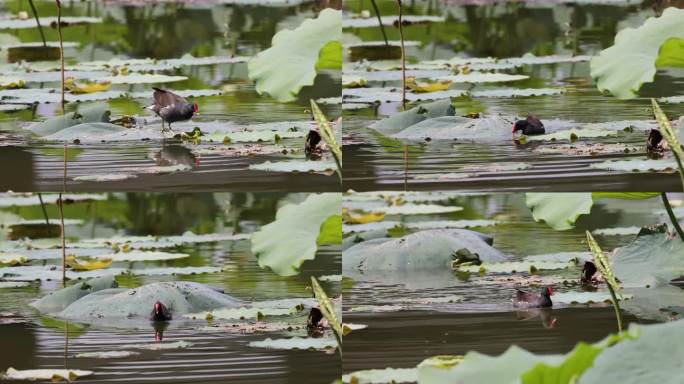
[152,321,169,343]
[515,307,558,329]
[153,144,199,168]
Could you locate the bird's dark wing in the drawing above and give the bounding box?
[153,87,187,107]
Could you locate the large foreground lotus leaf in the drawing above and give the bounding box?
[31,275,118,313]
[579,320,684,384]
[525,193,658,230]
[590,7,684,99]
[622,285,684,321]
[424,345,564,384]
[611,228,684,287]
[248,8,341,102]
[28,105,111,137]
[343,368,418,384]
[343,229,508,271]
[251,193,341,276]
[57,281,243,320]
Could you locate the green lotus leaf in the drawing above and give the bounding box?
[579,320,684,384]
[251,193,341,276]
[248,8,341,102]
[526,193,658,230]
[343,368,418,384]
[611,227,684,288]
[590,7,684,99]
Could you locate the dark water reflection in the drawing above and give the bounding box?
[343,309,650,373]
[0,193,341,383]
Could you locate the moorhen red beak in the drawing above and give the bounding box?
[150,300,172,322]
[513,286,554,308]
[512,114,546,137]
[145,88,198,132]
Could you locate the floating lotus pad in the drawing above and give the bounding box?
[1,218,83,227]
[356,204,463,215]
[63,55,249,72]
[1,368,94,381]
[42,231,248,250]
[342,15,445,28]
[343,219,498,234]
[126,341,193,350]
[0,104,29,112]
[0,41,79,49]
[248,336,337,350]
[344,40,421,48]
[658,95,684,104]
[101,73,189,84]
[75,351,140,359]
[347,305,404,313]
[456,261,572,274]
[553,291,633,304]
[346,71,528,83]
[186,307,295,320]
[0,265,223,281]
[73,173,136,182]
[342,368,418,384]
[318,274,342,282]
[0,281,30,288]
[344,229,508,271]
[343,87,562,104]
[525,127,618,142]
[414,163,532,180]
[0,17,102,29]
[524,251,591,263]
[0,254,27,265]
[592,226,643,236]
[249,160,336,174]
[589,159,678,172]
[500,54,592,65]
[95,251,190,262]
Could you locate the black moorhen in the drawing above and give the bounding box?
[146,88,198,132]
[513,286,553,308]
[307,307,325,337]
[305,130,323,160]
[512,114,545,136]
[647,128,668,158]
[150,301,172,321]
